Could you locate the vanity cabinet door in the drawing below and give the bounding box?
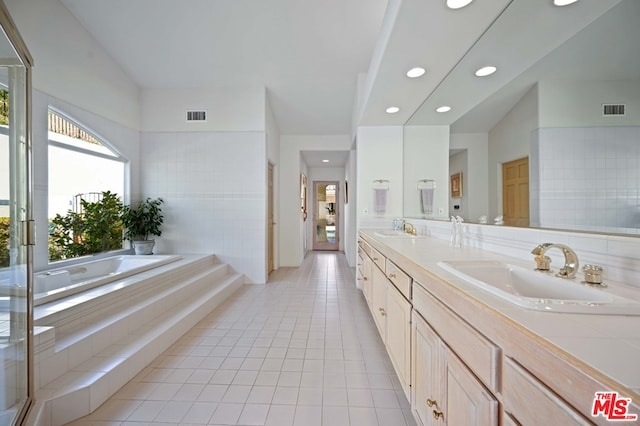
[412,311,443,426]
[359,252,373,308]
[386,282,412,399]
[444,347,498,426]
[371,264,388,342]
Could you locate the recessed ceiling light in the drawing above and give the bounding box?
[446,0,473,9]
[406,67,426,78]
[386,106,400,114]
[475,66,497,77]
[322,159,329,163]
[436,106,452,113]
[554,0,579,6]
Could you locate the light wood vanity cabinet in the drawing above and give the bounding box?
[358,233,600,426]
[358,237,412,399]
[412,297,498,426]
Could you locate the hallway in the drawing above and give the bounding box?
[68,252,415,425]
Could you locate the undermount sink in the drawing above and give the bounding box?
[437,260,640,315]
[374,230,423,238]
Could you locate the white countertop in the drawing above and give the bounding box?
[359,230,640,397]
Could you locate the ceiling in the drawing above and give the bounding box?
[58,0,634,169]
[60,0,388,136]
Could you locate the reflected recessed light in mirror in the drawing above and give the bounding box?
[554,0,579,6]
[406,67,426,78]
[475,66,497,77]
[447,0,473,9]
[322,159,329,163]
[436,106,452,113]
[386,106,400,114]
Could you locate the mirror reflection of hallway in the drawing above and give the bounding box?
[313,181,339,251]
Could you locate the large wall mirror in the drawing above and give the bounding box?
[404,0,640,236]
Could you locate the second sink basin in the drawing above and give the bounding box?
[437,260,640,315]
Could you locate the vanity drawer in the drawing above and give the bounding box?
[370,247,385,272]
[385,259,411,300]
[360,240,372,258]
[413,280,499,392]
[503,357,588,425]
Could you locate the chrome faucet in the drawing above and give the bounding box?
[531,243,579,279]
[404,222,417,235]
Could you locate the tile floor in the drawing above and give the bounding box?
[68,252,416,426]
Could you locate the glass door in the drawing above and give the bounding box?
[0,5,34,424]
[312,181,339,251]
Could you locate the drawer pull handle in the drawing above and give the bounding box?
[427,399,437,408]
[378,307,384,311]
[373,257,379,261]
[363,277,368,281]
[432,410,444,420]
[388,273,396,278]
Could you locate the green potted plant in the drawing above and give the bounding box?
[120,197,164,255]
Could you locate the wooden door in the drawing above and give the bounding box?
[502,157,529,227]
[267,163,274,274]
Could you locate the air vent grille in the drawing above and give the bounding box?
[602,104,625,116]
[186,110,207,122]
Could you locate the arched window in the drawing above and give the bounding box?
[47,108,127,261]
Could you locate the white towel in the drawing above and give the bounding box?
[420,188,434,214]
[374,188,387,214]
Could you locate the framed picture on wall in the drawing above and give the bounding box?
[451,172,463,198]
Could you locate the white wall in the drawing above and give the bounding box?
[344,150,357,267]
[6,0,140,130]
[487,85,538,219]
[279,135,352,266]
[403,125,450,220]
[141,87,265,132]
[140,131,267,283]
[450,133,489,222]
[356,126,403,229]
[539,80,640,127]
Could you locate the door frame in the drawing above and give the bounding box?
[312,180,340,251]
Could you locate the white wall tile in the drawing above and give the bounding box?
[140,131,267,283]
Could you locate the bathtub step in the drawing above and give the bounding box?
[29,255,245,426]
[38,272,244,425]
[52,262,231,352]
[35,256,230,388]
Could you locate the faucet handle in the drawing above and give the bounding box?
[534,255,551,271]
[582,264,606,287]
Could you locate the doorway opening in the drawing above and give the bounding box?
[313,181,339,251]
